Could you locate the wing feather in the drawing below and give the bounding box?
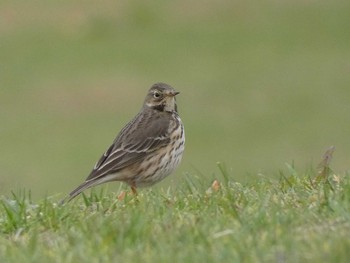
[85,109,170,182]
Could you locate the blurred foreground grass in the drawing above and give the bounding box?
[1,166,350,262]
[1,0,350,199]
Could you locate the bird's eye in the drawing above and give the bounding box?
[153,91,161,98]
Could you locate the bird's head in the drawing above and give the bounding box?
[144,83,179,112]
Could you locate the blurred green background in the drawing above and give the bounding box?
[1,0,350,200]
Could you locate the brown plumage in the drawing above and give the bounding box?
[61,83,185,203]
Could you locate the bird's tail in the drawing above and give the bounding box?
[59,180,99,205]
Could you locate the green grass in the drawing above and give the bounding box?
[1,164,350,262]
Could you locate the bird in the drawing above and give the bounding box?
[60,82,185,203]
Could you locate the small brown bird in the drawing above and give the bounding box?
[61,83,185,203]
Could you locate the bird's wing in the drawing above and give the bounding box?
[85,111,171,182]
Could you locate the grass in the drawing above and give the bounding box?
[1,160,350,262]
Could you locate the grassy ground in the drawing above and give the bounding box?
[1,163,350,262]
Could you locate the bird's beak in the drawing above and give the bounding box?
[168,91,180,97]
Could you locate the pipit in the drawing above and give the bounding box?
[61,83,185,203]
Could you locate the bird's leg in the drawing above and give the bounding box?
[131,185,138,195]
[117,183,137,201]
[117,191,126,201]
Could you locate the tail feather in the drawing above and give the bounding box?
[60,173,123,205]
[59,180,99,205]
